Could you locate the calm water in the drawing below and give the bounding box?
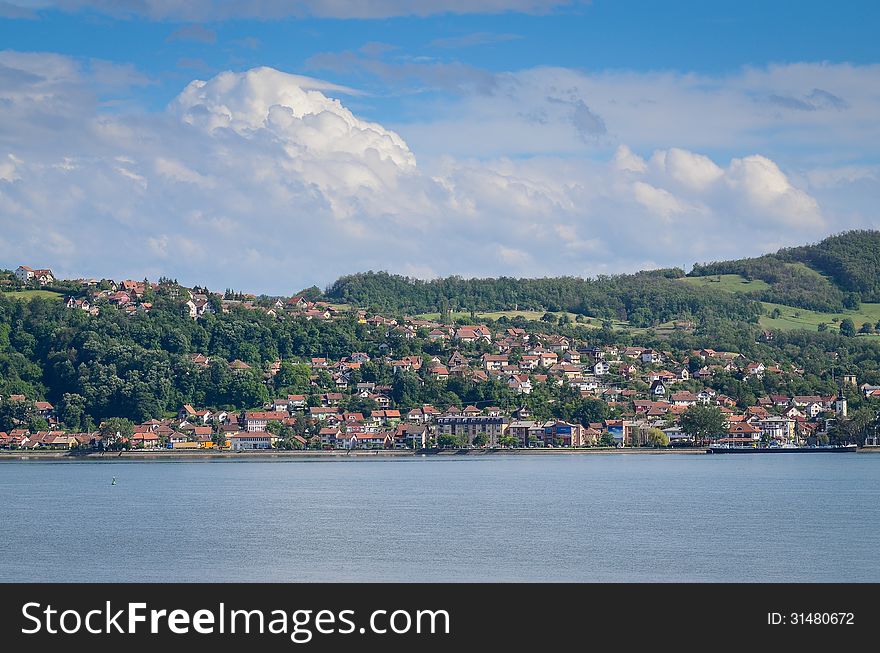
[1,454,878,582]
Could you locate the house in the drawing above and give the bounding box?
[482,354,509,371]
[455,326,492,343]
[520,355,540,370]
[649,379,667,396]
[428,328,450,341]
[563,350,581,365]
[552,364,582,379]
[320,427,343,448]
[287,394,306,410]
[34,401,54,419]
[720,422,763,446]
[320,393,344,407]
[670,391,698,406]
[593,361,610,376]
[429,365,449,381]
[347,432,393,449]
[372,409,402,425]
[641,349,662,364]
[508,374,533,395]
[758,418,796,443]
[132,431,162,449]
[407,405,440,424]
[243,411,282,432]
[16,266,54,285]
[229,433,280,450]
[309,407,340,421]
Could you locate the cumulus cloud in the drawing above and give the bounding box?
[0,56,863,294]
[725,155,822,227]
[650,148,723,191]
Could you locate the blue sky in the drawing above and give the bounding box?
[1,1,879,292]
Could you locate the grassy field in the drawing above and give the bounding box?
[1,290,64,301]
[678,273,771,293]
[760,301,880,333]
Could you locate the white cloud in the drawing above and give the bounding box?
[0,154,22,182]
[396,63,880,163]
[726,155,822,227]
[650,148,723,191]
[632,181,690,220]
[0,56,863,293]
[612,145,647,174]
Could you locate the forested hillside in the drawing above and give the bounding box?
[326,270,763,327]
[780,230,880,301]
[689,230,878,311]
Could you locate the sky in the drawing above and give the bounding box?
[1,1,879,295]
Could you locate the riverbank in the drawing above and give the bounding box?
[3,446,874,461]
[0,447,708,461]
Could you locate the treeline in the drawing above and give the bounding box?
[326,270,763,327]
[689,230,880,311]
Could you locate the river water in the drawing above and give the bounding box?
[1,454,877,582]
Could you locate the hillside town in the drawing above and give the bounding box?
[1,264,878,452]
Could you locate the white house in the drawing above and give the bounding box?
[229,433,279,450]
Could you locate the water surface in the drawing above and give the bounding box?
[1,454,877,582]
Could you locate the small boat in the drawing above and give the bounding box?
[111,477,117,485]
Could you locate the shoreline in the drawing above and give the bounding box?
[0,447,707,461]
[1,446,875,461]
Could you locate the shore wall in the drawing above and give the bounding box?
[0,447,707,461]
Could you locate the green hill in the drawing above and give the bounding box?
[687,230,880,312]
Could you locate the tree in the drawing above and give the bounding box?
[598,432,616,447]
[828,408,874,445]
[275,362,312,393]
[499,435,519,448]
[843,292,861,311]
[646,427,670,448]
[680,405,726,445]
[437,434,458,448]
[0,400,34,432]
[839,318,856,337]
[98,417,134,450]
[472,433,488,447]
[27,416,49,432]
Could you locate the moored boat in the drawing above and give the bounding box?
[707,443,858,454]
